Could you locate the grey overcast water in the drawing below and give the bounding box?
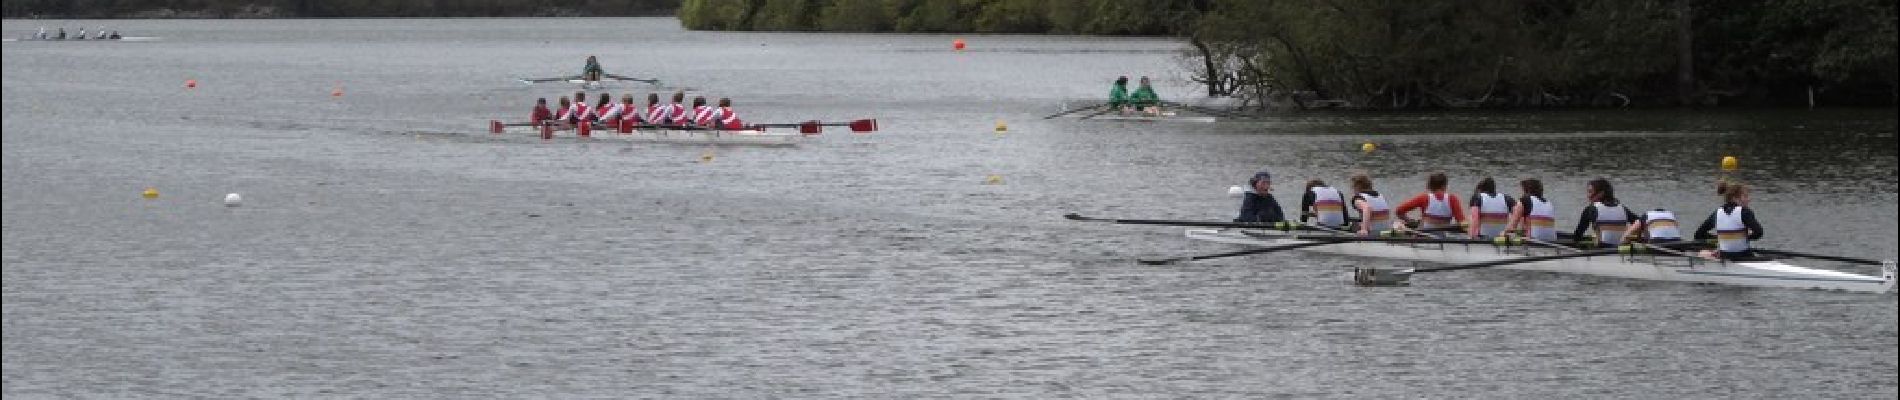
[3,18,1896,399]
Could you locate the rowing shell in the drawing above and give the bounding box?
[1064,111,1216,123]
[495,125,810,147]
[1185,228,1897,293]
[4,36,160,42]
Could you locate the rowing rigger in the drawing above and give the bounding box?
[1066,213,1898,293]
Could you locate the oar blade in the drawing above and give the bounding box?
[848,119,878,133]
[1352,267,1415,286]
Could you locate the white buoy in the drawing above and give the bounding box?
[224,193,242,207]
[1228,185,1246,197]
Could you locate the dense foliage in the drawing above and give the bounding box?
[681,0,1896,107]
[4,0,681,18]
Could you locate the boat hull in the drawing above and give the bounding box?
[1186,229,1896,293]
[497,126,808,147]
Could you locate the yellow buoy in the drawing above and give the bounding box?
[985,174,1004,185]
[1361,142,1376,153]
[142,187,159,199]
[994,119,1007,133]
[1720,156,1738,171]
[699,150,715,163]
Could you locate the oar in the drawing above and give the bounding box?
[1137,240,1347,265]
[1042,103,1108,119]
[1159,100,1245,119]
[603,74,661,84]
[749,119,878,134]
[519,76,581,84]
[1065,213,1309,230]
[1752,249,1891,266]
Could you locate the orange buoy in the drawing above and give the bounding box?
[184,79,197,89]
[331,87,343,97]
[953,38,966,51]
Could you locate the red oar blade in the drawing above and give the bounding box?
[799,120,822,135]
[848,119,878,133]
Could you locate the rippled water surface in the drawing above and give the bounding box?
[4,18,1897,398]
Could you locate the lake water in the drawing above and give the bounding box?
[4,18,1896,398]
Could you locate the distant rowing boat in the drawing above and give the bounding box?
[487,118,877,147]
[4,36,160,42]
[1067,112,1217,123]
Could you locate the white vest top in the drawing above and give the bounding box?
[1714,206,1749,252]
[1310,186,1347,228]
[1644,209,1681,241]
[1474,193,1509,238]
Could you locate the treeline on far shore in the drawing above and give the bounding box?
[680,0,1897,108]
[3,0,681,18]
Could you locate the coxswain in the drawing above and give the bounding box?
[1299,179,1351,229]
[689,96,714,127]
[1348,174,1392,236]
[1693,183,1764,260]
[1572,178,1640,247]
[1503,179,1558,241]
[1129,76,1161,115]
[713,98,743,130]
[1392,172,1466,232]
[529,98,553,126]
[1233,169,1285,223]
[1467,177,1514,239]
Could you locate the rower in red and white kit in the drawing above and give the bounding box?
[664,91,690,126]
[642,93,665,125]
[529,98,553,126]
[606,94,637,125]
[564,91,590,124]
[588,93,613,123]
[554,97,578,125]
[713,98,744,129]
[1392,172,1467,232]
[688,96,714,126]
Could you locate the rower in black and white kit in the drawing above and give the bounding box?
[1299,179,1351,229]
[1573,178,1640,247]
[1693,182,1764,260]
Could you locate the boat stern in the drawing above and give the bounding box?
[1883,260,1896,294]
